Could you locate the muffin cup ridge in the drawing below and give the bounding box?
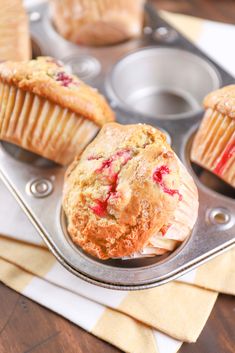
[0,82,99,165]
[191,108,235,187]
[127,157,199,258]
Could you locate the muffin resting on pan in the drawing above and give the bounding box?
[191,85,235,188]
[0,0,31,61]
[50,0,145,46]
[0,57,114,165]
[63,123,198,260]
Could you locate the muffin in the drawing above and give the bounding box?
[50,0,145,46]
[0,56,114,165]
[0,0,31,61]
[191,85,235,188]
[63,123,198,260]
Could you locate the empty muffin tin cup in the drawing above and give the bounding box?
[106,47,221,119]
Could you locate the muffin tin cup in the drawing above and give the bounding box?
[0,2,234,290]
[106,47,221,120]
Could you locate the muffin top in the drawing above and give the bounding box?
[0,56,114,126]
[204,85,235,119]
[63,123,183,259]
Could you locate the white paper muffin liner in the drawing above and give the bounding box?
[122,157,199,259]
[191,108,235,187]
[0,82,99,165]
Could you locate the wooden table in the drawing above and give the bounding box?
[1,1,235,352]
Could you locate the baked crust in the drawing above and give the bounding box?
[0,0,31,61]
[0,57,115,126]
[63,123,185,259]
[204,85,235,119]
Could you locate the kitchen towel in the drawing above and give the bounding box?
[1,4,235,353]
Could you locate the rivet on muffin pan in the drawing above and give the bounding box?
[143,26,153,35]
[206,207,234,230]
[26,178,53,198]
[153,27,178,43]
[29,11,41,22]
[63,55,101,81]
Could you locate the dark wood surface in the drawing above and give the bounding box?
[153,0,235,24]
[1,1,235,352]
[0,283,235,353]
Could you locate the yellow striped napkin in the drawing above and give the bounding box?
[1,6,235,353]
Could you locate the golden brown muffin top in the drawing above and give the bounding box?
[63,123,183,259]
[204,85,235,119]
[0,56,115,126]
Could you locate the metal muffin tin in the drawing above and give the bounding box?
[0,2,235,290]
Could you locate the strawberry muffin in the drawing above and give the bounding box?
[0,56,114,165]
[63,123,198,259]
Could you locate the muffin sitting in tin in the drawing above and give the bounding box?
[0,56,114,165]
[191,85,235,188]
[63,123,199,260]
[50,0,145,46]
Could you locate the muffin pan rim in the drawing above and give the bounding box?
[105,46,222,120]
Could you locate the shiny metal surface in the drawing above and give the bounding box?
[153,27,179,43]
[63,54,101,81]
[0,2,234,289]
[26,178,54,198]
[106,47,221,119]
[29,11,41,22]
